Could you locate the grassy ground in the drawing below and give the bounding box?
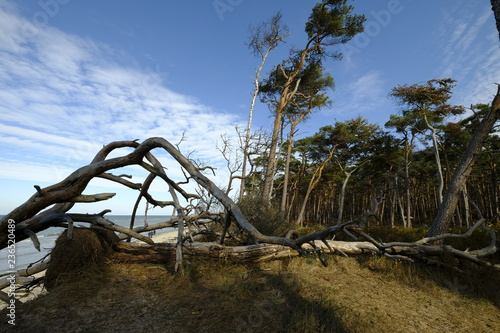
[1,252,499,333]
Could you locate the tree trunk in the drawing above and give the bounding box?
[268,124,286,201]
[109,217,498,270]
[262,52,308,200]
[394,173,406,227]
[281,111,310,213]
[240,49,270,201]
[424,113,445,205]
[492,0,500,40]
[463,183,470,228]
[428,85,500,236]
[404,136,413,227]
[336,160,368,225]
[297,147,336,226]
[337,171,352,225]
[262,98,285,199]
[281,127,295,212]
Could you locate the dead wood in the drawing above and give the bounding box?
[111,239,378,264]
[0,261,49,291]
[0,135,498,302]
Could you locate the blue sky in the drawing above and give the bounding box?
[0,0,499,215]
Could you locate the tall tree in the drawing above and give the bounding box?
[385,114,419,227]
[492,0,500,40]
[259,0,365,200]
[260,61,334,212]
[240,12,289,201]
[294,127,338,226]
[362,132,403,227]
[428,86,500,236]
[332,117,380,224]
[389,79,464,205]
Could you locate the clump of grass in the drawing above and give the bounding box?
[44,227,119,290]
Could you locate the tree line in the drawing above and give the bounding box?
[231,0,500,233]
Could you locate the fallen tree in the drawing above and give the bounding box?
[1,136,499,304]
[112,217,498,270]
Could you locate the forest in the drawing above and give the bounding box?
[243,80,498,230]
[1,1,500,331]
[223,2,500,239]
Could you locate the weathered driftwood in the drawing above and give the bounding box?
[32,211,155,245]
[111,240,378,264]
[0,261,49,291]
[0,138,199,248]
[118,215,223,240]
[0,217,498,306]
[0,137,346,254]
[111,224,499,270]
[0,260,49,303]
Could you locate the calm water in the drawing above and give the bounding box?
[0,215,173,276]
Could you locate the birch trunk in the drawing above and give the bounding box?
[423,114,445,205]
[240,49,271,201]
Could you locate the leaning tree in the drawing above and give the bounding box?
[259,0,366,200]
[492,0,500,40]
[428,85,500,237]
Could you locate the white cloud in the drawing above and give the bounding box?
[437,4,500,107]
[326,70,386,118]
[0,2,242,211]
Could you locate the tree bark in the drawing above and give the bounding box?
[404,133,415,227]
[240,48,272,201]
[428,85,500,236]
[336,160,368,225]
[337,170,352,225]
[296,146,336,226]
[423,114,445,205]
[109,218,498,269]
[281,127,295,213]
[262,76,302,199]
[492,0,500,40]
[281,110,311,213]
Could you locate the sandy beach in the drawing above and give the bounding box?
[0,271,47,310]
[138,229,180,244]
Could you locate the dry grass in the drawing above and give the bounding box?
[44,227,119,290]
[1,253,499,333]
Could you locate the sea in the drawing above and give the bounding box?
[0,215,174,276]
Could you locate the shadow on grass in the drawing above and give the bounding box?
[355,254,500,309]
[169,259,353,333]
[7,249,499,332]
[353,225,500,309]
[0,257,357,333]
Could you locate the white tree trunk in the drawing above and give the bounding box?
[423,114,444,205]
